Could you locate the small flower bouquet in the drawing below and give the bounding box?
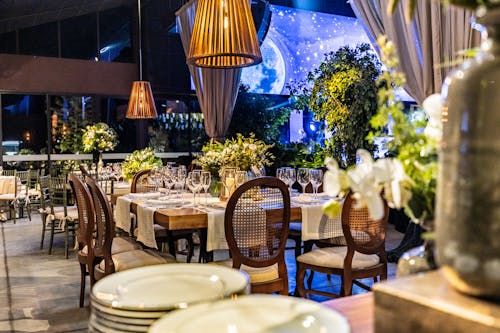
[82,122,118,153]
[193,133,274,176]
[322,149,414,220]
[122,147,162,181]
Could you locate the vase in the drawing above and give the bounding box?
[436,9,500,299]
[209,176,221,197]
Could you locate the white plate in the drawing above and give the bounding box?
[149,294,350,333]
[90,313,149,332]
[92,263,249,311]
[145,199,188,207]
[91,296,168,319]
[92,305,158,325]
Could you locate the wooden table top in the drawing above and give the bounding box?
[112,193,303,230]
[322,293,374,333]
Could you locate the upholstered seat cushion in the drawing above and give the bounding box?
[80,237,141,256]
[214,259,279,284]
[297,246,380,269]
[97,249,172,272]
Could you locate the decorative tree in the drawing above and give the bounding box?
[289,44,381,167]
[51,96,93,153]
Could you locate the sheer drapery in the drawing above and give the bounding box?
[350,0,480,104]
[176,0,241,139]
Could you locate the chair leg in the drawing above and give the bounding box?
[342,273,353,296]
[40,214,46,249]
[186,236,194,263]
[307,271,314,289]
[48,221,55,255]
[294,239,301,258]
[65,227,69,259]
[26,204,32,221]
[296,263,308,298]
[79,263,86,308]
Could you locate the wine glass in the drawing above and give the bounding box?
[175,166,187,194]
[285,168,296,193]
[221,167,237,200]
[162,166,175,196]
[150,167,162,192]
[309,169,323,198]
[235,171,248,188]
[297,168,310,193]
[187,171,202,206]
[200,171,211,204]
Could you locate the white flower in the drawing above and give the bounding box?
[423,93,443,142]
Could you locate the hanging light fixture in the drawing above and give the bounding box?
[187,0,262,68]
[126,0,157,119]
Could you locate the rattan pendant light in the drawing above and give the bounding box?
[187,0,262,68]
[126,0,157,119]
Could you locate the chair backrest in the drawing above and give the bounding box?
[79,164,92,178]
[37,176,50,210]
[28,169,40,190]
[341,191,389,255]
[85,176,115,275]
[1,170,16,177]
[17,171,29,195]
[131,169,154,193]
[48,176,69,215]
[225,177,290,269]
[68,173,95,251]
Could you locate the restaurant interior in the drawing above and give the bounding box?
[0,0,498,332]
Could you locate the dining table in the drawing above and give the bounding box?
[111,191,343,262]
[322,292,374,333]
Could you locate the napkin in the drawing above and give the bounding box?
[205,209,227,252]
[115,196,133,233]
[136,204,158,249]
[300,203,343,241]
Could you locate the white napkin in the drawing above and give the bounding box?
[114,195,133,233]
[136,204,158,249]
[299,203,343,241]
[206,209,227,252]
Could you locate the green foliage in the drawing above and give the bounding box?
[122,147,163,181]
[227,85,291,143]
[289,44,381,167]
[82,122,118,152]
[51,96,93,153]
[269,142,325,175]
[369,36,438,223]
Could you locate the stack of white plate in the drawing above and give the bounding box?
[149,294,350,333]
[89,264,249,333]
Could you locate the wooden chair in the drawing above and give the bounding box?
[218,176,290,295]
[0,170,20,222]
[42,176,79,258]
[16,171,31,220]
[85,177,176,282]
[296,191,389,299]
[130,169,156,193]
[131,169,195,262]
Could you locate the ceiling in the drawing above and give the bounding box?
[0,0,354,34]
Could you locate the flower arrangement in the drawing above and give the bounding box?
[322,149,414,220]
[122,147,162,181]
[193,133,274,176]
[82,122,118,153]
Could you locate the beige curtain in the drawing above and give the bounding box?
[176,0,241,139]
[350,0,480,104]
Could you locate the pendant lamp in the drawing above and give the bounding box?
[126,0,157,119]
[187,0,262,68]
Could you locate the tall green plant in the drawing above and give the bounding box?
[51,96,93,153]
[289,44,381,167]
[227,85,291,143]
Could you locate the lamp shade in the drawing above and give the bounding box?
[187,0,262,68]
[126,81,158,119]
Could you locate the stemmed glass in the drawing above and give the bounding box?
[200,171,211,205]
[150,167,163,192]
[297,168,310,193]
[235,171,248,188]
[174,166,187,196]
[285,168,296,193]
[309,169,323,198]
[221,167,237,200]
[162,166,175,196]
[187,171,202,206]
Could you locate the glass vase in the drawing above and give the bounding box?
[436,8,500,299]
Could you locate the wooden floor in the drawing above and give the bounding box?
[0,213,403,332]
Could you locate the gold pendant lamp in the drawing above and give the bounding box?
[187,0,262,68]
[126,0,157,119]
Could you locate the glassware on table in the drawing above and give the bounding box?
[308,169,323,198]
[150,167,163,192]
[235,171,248,188]
[175,166,187,194]
[221,167,237,200]
[162,166,175,196]
[285,168,296,193]
[297,168,310,193]
[187,171,202,206]
[200,171,211,204]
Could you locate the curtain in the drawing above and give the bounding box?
[176,0,241,139]
[350,0,480,105]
